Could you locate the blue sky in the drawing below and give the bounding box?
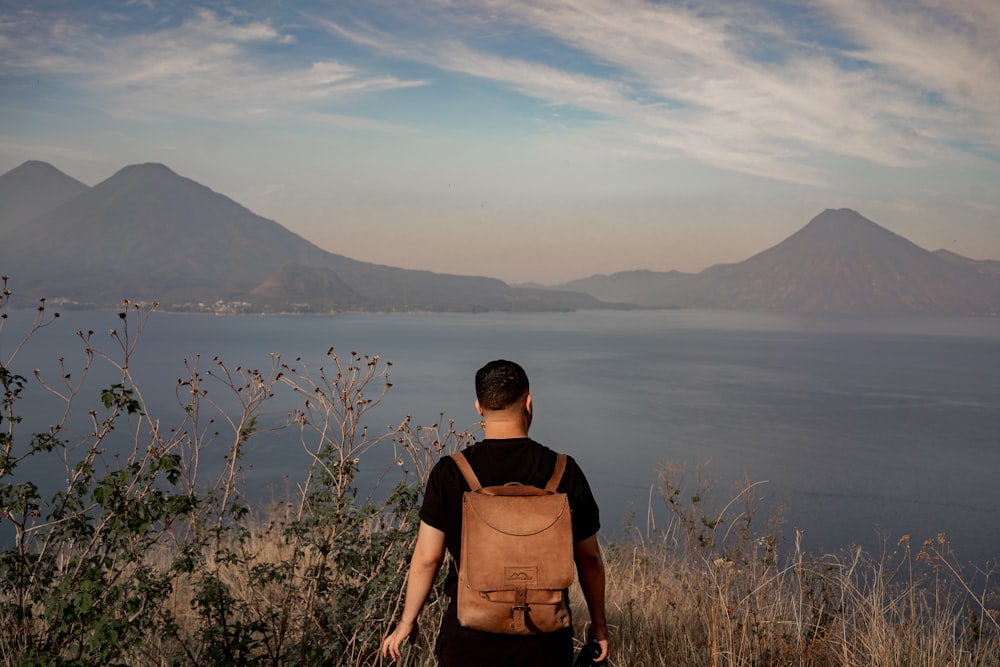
[1,0,998,284]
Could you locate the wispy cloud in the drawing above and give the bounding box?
[0,6,425,123]
[815,0,1000,150]
[0,137,110,166]
[321,0,999,183]
[2,1,997,186]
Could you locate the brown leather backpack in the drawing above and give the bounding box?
[450,451,574,634]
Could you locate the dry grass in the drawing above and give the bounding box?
[103,482,998,666]
[566,466,1000,667]
[3,465,995,666]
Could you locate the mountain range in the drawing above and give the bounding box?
[1,160,997,316]
[555,209,1000,316]
[0,161,603,312]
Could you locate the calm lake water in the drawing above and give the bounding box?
[4,308,999,565]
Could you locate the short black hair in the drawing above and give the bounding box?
[475,360,529,411]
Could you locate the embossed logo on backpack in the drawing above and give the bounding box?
[505,566,538,585]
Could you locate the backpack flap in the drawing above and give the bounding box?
[470,486,567,532]
[462,490,574,592]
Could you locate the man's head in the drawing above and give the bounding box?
[475,359,530,411]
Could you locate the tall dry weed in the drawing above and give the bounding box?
[575,464,999,667]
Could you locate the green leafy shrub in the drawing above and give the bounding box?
[0,282,464,666]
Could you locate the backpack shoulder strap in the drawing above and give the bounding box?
[545,453,567,492]
[451,451,566,492]
[450,451,482,491]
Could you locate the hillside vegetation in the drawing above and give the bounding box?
[1,292,997,666]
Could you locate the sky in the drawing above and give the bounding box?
[1,0,998,284]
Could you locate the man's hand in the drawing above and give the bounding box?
[574,535,610,662]
[381,522,445,661]
[380,620,418,661]
[588,622,611,662]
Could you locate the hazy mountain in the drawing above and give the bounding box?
[1,162,336,305]
[0,161,604,312]
[6,161,995,315]
[933,249,1000,276]
[557,269,695,307]
[553,209,1000,316]
[250,263,361,311]
[0,160,89,231]
[251,262,603,313]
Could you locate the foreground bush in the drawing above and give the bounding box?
[1,287,997,666]
[0,290,464,665]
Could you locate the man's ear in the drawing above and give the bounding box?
[525,394,532,415]
[475,399,483,416]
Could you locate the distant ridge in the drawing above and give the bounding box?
[0,161,606,313]
[0,160,89,230]
[251,264,360,311]
[553,209,1000,316]
[933,249,1000,276]
[558,269,694,306]
[2,160,996,315]
[1,162,335,304]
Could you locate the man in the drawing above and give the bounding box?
[382,360,611,666]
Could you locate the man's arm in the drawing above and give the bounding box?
[574,534,611,662]
[381,521,446,660]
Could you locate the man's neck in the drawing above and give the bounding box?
[479,398,531,440]
[481,417,529,440]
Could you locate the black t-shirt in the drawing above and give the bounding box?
[420,437,601,600]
